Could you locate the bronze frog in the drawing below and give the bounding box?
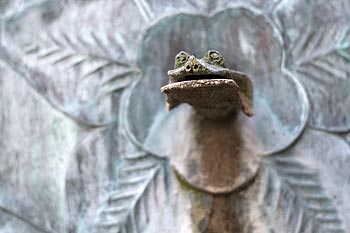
[161,50,253,118]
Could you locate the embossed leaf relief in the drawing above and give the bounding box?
[23,32,137,91]
[290,28,350,132]
[1,0,144,126]
[93,155,168,233]
[261,157,344,233]
[65,128,111,233]
[2,0,350,232]
[18,29,139,126]
[274,0,350,132]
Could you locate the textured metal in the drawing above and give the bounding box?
[0,0,349,233]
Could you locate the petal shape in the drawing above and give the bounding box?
[206,8,309,154]
[128,6,308,155]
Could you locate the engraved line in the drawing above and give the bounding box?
[297,28,349,66]
[0,205,51,233]
[317,57,349,74]
[51,53,75,65]
[37,47,60,59]
[110,33,127,56]
[296,67,333,86]
[133,0,152,22]
[308,61,347,81]
[292,26,314,60]
[294,210,304,233]
[83,62,114,79]
[91,31,112,57]
[139,0,154,19]
[101,68,137,85]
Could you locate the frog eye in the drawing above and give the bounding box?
[209,51,219,60]
[175,51,189,68]
[206,50,226,67]
[208,50,222,61]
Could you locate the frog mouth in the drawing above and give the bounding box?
[160,78,242,118]
[161,70,253,118]
[161,78,238,92]
[173,74,231,83]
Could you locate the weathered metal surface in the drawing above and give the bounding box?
[0,0,349,233]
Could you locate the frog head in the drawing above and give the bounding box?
[161,50,253,118]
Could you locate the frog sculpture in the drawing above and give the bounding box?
[161,50,253,118]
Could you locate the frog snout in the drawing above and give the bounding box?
[185,57,202,72]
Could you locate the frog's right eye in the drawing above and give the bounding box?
[175,51,189,68]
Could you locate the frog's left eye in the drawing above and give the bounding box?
[206,50,226,67]
[209,51,220,60]
[175,51,189,68]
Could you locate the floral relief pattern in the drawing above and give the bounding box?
[0,0,349,232]
[126,6,309,157]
